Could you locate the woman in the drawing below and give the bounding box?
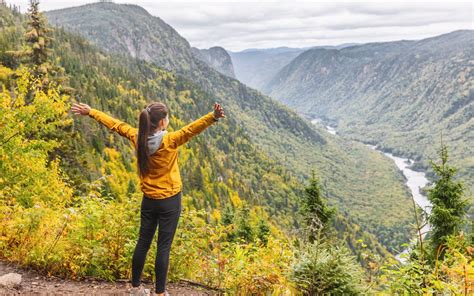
[71,102,225,296]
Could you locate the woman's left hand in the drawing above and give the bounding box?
[71,103,91,116]
[213,102,225,119]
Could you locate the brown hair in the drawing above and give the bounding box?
[137,102,168,178]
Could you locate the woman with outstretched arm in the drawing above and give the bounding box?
[71,102,225,296]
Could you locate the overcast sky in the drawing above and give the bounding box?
[9,0,473,51]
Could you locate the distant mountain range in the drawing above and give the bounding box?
[46,2,417,252]
[228,44,357,90]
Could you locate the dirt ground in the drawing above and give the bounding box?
[0,260,219,295]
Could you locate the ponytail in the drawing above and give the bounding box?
[137,109,151,178]
[137,103,168,178]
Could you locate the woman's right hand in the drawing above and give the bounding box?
[71,103,91,116]
[213,102,225,119]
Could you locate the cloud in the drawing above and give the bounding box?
[9,0,473,51]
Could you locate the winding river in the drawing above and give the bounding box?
[310,118,432,261]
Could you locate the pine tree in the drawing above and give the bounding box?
[235,204,253,243]
[25,0,52,71]
[256,218,270,245]
[8,0,67,91]
[427,143,468,259]
[221,203,234,226]
[300,170,335,243]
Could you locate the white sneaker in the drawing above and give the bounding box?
[129,285,151,296]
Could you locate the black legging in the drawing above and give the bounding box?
[132,191,182,293]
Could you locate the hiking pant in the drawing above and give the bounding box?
[131,190,182,293]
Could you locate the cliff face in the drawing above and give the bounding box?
[192,46,236,78]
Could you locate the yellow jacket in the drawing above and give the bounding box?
[88,108,218,199]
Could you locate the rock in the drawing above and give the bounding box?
[32,281,39,285]
[0,273,22,288]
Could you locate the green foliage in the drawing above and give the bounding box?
[380,234,473,295]
[6,0,66,90]
[427,142,469,259]
[256,218,271,246]
[290,241,367,295]
[234,204,253,243]
[379,146,472,295]
[300,170,335,242]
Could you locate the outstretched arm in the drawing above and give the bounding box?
[168,102,225,148]
[71,103,137,143]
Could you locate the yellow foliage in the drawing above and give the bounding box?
[230,192,243,208]
[0,65,13,82]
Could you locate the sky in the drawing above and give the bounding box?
[9,0,473,51]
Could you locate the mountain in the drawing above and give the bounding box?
[45,2,418,252]
[229,48,304,90]
[228,44,357,90]
[263,30,474,210]
[191,46,235,78]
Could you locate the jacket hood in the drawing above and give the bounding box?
[147,130,167,155]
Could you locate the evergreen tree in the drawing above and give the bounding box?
[300,170,335,243]
[25,0,52,71]
[427,143,468,259]
[221,203,234,226]
[256,218,270,245]
[235,204,253,243]
[8,0,67,91]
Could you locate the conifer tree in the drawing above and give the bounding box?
[235,204,253,243]
[300,170,335,242]
[256,218,270,245]
[427,143,468,259]
[9,0,66,91]
[221,203,234,226]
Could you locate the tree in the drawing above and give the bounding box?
[290,241,365,295]
[8,0,66,91]
[234,204,253,243]
[300,170,335,242]
[221,203,234,226]
[256,218,270,245]
[427,143,468,259]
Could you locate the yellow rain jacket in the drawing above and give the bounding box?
[88,108,218,199]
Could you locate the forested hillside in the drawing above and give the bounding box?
[227,44,356,90]
[263,31,473,210]
[45,2,418,253]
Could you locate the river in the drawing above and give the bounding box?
[310,118,432,261]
